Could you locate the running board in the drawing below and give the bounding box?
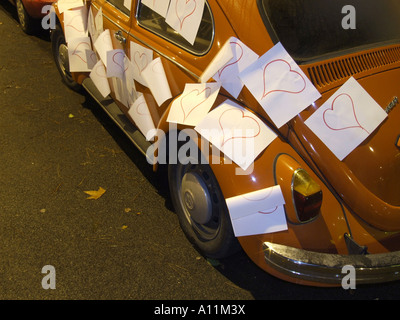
[82,78,154,164]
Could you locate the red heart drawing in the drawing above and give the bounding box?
[218,108,261,147]
[66,13,86,33]
[323,93,369,134]
[133,51,149,75]
[72,41,91,63]
[259,206,278,215]
[175,0,197,31]
[262,59,306,100]
[112,51,128,74]
[94,63,107,78]
[180,87,211,121]
[242,188,277,214]
[136,101,150,116]
[217,41,244,78]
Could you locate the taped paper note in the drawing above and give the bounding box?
[195,100,278,170]
[239,42,321,128]
[57,0,84,14]
[165,0,205,45]
[128,93,157,140]
[167,82,220,126]
[141,57,172,106]
[93,29,113,67]
[305,77,388,160]
[68,37,97,72]
[64,6,88,43]
[130,41,153,87]
[141,0,171,17]
[89,60,111,98]
[106,49,127,79]
[226,185,287,237]
[111,77,130,108]
[123,0,132,10]
[212,38,259,98]
[200,38,234,83]
[94,7,104,35]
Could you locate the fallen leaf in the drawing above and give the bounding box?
[121,225,128,230]
[68,113,75,118]
[124,208,132,213]
[84,187,106,200]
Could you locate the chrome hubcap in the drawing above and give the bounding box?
[58,44,70,76]
[180,172,212,225]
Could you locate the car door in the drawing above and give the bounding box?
[129,0,220,128]
[90,0,133,109]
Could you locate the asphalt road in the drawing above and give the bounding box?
[1,1,400,302]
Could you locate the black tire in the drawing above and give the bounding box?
[50,23,82,92]
[16,0,37,34]
[168,136,240,259]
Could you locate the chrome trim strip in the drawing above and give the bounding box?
[263,241,400,285]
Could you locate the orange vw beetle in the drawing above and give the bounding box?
[50,0,400,286]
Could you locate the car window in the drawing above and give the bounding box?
[106,0,130,16]
[137,1,214,55]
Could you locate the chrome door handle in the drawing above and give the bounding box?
[114,30,126,44]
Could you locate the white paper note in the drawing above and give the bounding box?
[68,37,96,72]
[130,41,153,87]
[200,38,234,83]
[165,0,205,45]
[128,93,157,140]
[226,185,287,237]
[305,77,388,160]
[212,38,259,98]
[93,29,113,67]
[57,0,84,14]
[64,6,88,43]
[141,0,171,17]
[106,49,127,79]
[141,57,172,106]
[240,42,321,128]
[195,100,278,170]
[167,82,220,126]
[90,59,111,98]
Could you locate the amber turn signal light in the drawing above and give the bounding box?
[292,169,323,222]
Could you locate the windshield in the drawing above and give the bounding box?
[258,0,400,61]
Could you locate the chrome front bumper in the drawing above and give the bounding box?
[263,242,400,285]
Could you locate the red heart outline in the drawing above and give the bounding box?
[72,41,91,63]
[133,51,149,75]
[242,188,278,215]
[94,63,107,78]
[112,51,128,74]
[218,108,261,147]
[66,13,86,33]
[180,87,211,121]
[258,206,278,215]
[323,93,369,134]
[136,101,150,116]
[175,0,197,31]
[262,59,306,100]
[217,41,244,78]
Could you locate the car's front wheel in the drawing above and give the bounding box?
[51,23,82,92]
[168,138,240,259]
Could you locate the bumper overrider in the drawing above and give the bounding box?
[263,242,400,285]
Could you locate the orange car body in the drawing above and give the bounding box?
[52,0,400,286]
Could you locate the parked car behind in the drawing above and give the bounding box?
[8,0,55,33]
[50,0,400,286]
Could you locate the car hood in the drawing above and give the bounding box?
[294,67,400,231]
